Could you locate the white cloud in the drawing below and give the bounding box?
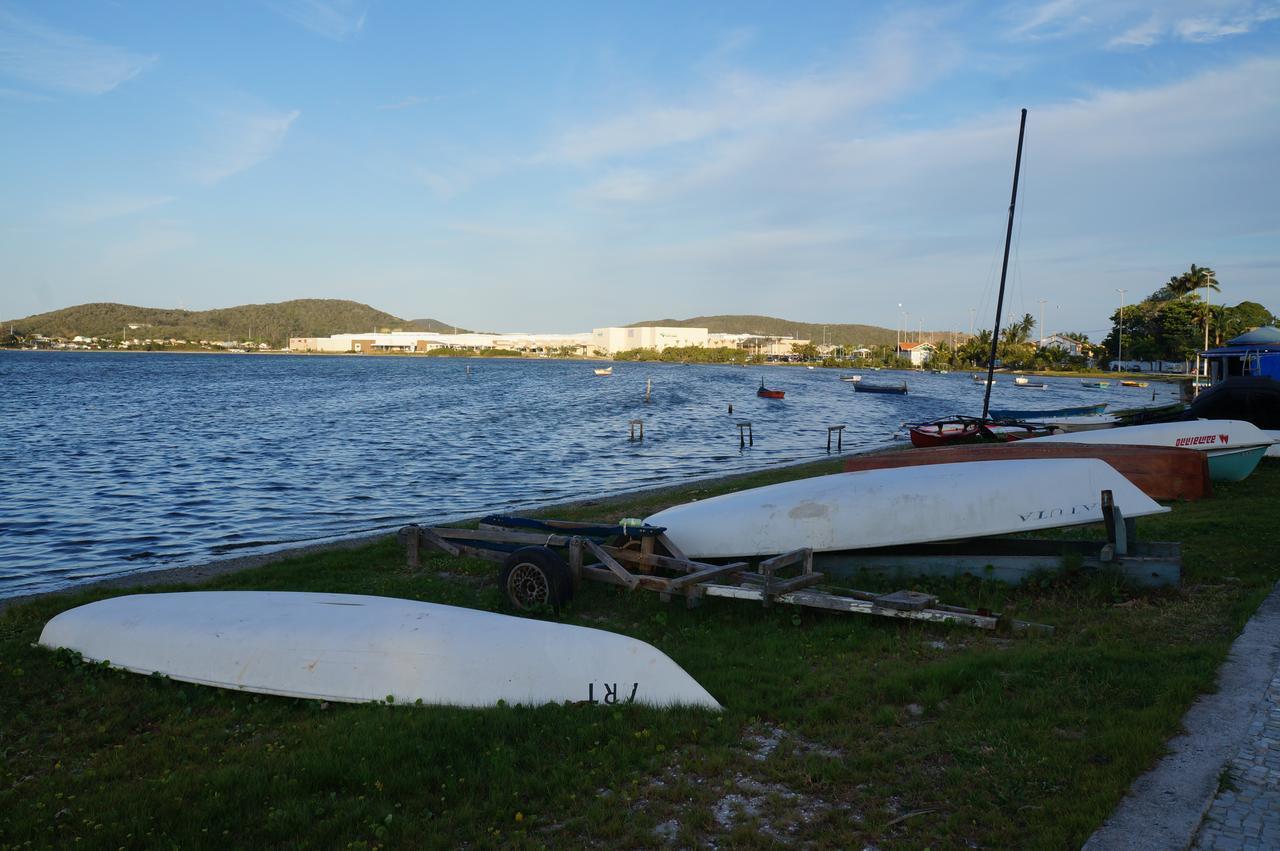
[193,106,300,185]
[269,0,367,40]
[545,18,956,166]
[0,9,156,95]
[51,195,175,226]
[1008,0,1280,48]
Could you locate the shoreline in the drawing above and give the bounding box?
[0,453,864,615]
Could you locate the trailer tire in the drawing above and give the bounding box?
[501,547,573,613]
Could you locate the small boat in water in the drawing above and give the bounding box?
[839,374,862,382]
[1081,380,1110,388]
[908,416,1056,447]
[593,366,613,376]
[39,592,721,709]
[1120,380,1149,388]
[843,442,1211,502]
[854,381,908,395]
[757,378,785,399]
[1012,381,1049,389]
[1034,419,1274,481]
[645,459,1168,559]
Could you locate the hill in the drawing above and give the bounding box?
[2,300,463,345]
[627,315,957,347]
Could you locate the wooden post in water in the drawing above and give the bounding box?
[737,421,753,449]
[629,419,644,442]
[645,378,652,403]
[827,425,845,452]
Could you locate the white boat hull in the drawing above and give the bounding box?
[1034,419,1275,481]
[645,459,1168,559]
[39,592,720,710]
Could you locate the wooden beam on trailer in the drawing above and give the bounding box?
[584,540,641,590]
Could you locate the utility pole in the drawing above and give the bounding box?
[1038,298,1047,345]
[896,303,902,364]
[968,307,976,337]
[1116,288,1127,371]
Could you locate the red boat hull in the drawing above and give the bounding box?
[757,389,785,399]
[845,442,1211,501]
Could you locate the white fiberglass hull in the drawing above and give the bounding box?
[39,592,720,710]
[644,459,1167,559]
[1034,419,1274,479]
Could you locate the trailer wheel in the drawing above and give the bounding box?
[501,547,572,613]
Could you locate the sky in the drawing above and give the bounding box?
[1,1,1278,338]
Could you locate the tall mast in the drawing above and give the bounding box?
[982,108,1027,421]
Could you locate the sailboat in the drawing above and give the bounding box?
[910,109,1037,448]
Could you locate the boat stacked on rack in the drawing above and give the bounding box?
[1033,419,1274,482]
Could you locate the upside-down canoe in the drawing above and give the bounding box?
[39,592,721,709]
[645,459,1168,559]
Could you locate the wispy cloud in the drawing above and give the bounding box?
[0,9,156,95]
[377,94,439,111]
[546,19,957,166]
[193,106,300,185]
[51,195,175,226]
[269,0,367,40]
[1008,0,1280,48]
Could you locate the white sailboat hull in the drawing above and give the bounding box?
[39,592,720,710]
[645,459,1168,559]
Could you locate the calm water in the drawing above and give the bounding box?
[0,352,1180,597]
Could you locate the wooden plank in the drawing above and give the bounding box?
[580,564,671,592]
[404,526,420,568]
[766,572,826,594]
[434,527,575,547]
[665,562,749,592]
[700,585,1001,629]
[657,533,689,562]
[605,548,721,575]
[759,548,811,574]
[584,540,641,590]
[418,526,462,557]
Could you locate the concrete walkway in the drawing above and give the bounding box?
[1084,582,1280,851]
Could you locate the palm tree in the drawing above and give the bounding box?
[1168,264,1220,300]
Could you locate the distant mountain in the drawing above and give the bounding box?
[627,314,957,347]
[3,300,463,345]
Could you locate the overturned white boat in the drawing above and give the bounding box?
[1034,419,1274,481]
[645,459,1168,559]
[39,592,720,710]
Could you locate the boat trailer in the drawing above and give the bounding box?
[397,516,1055,635]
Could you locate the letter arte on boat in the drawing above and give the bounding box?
[1018,502,1100,523]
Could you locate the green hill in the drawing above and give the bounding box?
[627,314,957,347]
[2,300,462,346]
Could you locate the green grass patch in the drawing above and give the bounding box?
[2,461,1277,848]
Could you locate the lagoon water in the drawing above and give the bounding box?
[0,352,1181,598]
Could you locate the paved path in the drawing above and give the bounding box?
[1084,582,1280,851]
[1192,667,1280,850]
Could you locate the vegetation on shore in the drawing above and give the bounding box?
[2,458,1277,849]
[0,300,464,349]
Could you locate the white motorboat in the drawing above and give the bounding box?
[1034,419,1274,481]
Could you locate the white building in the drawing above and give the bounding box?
[897,342,936,366]
[590,326,709,355]
[1037,334,1086,357]
[289,330,592,355]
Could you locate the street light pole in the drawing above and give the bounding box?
[1116,288,1127,371]
[896,303,902,365]
[1037,298,1047,346]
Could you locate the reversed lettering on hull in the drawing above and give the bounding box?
[586,682,640,705]
[1175,434,1222,447]
[1018,502,1099,523]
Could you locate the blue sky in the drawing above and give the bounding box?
[2,1,1277,338]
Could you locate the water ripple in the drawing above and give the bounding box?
[0,351,1180,598]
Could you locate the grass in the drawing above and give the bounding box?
[1,460,1277,849]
